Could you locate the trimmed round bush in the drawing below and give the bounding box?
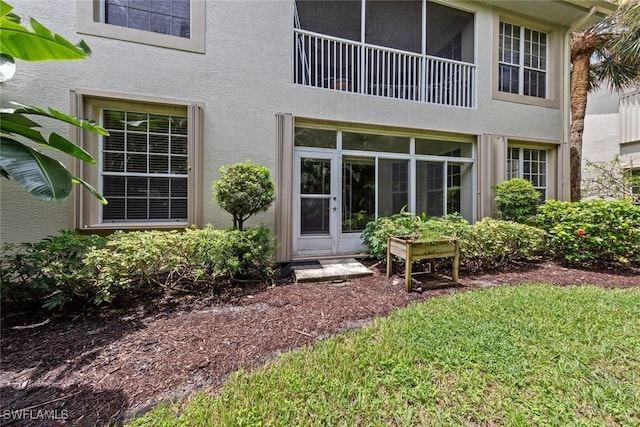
[213,161,275,231]
[494,178,540,223]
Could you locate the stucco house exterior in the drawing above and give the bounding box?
[582,85,640,197]
[0,0,614,262]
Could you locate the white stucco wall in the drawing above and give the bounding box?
[1,0,567,244]
[582,85,640,198]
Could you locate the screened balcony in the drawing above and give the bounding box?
[294,0,476,108]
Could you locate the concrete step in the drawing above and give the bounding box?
[292,258,374,283]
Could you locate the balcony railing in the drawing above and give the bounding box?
[294,29,476,108]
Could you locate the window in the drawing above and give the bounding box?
[507,147,547,199]
[101,110,189,222]
[72,91,203,230]
[630,168,640,204]
[76,0,205,53]
[499,22,547,98]
[104,0,191,38]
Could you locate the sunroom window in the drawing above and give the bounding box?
[294,0,476,107]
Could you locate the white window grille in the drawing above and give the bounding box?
[100,110,189,222]
[508,147,547,199]
[499,22,547,98]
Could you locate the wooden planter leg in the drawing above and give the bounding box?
[452,240,459,283]
[405,243,412,292]
[386,238,392,278]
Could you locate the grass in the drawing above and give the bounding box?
[128,284,640,426]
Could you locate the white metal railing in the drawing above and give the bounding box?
[294,29,476,108]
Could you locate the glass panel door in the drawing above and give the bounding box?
[378,159,409,216]
[300,157,332,235]
[342,156,375,233]
[416,161,444,217]
[294,151,337,256]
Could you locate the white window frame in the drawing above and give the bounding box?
[507,146,548,199]
[76,0,205,53]
[70,89,204,230]
[492,15,557,108]
[498,22,548,98]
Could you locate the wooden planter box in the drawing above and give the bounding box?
[386,235,459,292]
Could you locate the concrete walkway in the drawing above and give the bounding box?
[292,258,374,283]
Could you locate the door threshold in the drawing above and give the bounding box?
[291,253,369,262]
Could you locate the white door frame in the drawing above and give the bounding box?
[293,149,339,256]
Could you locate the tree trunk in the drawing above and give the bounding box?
[569,32,597,202]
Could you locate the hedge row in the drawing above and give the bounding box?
[362,198,640,270]
[1,226,274,311]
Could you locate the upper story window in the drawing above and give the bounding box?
[104,0,191,38]
[619,90,640,146]
[77,0,205,53]
[499,22,547,98]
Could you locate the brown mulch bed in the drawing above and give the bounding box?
[1,261,639,426]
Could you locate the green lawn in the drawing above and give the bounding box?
[128,285,640,426]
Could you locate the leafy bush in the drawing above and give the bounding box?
[361,212,543,271]
[85,226,275,303]
[536,199,640,266]
[0,231,107,310]
[1,226,275,312]
[460,218,545,271]
[213,162,275,230]
[494,178,540,223]
[361,212,469,260]
[189,226,274,281]
[84,230,191,304]
[418,212,470,239]
[361,211,424,260]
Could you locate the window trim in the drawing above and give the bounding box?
[76,0,205,53]
[492,14,558,108]
[70,89,204,231]
[506,144,550,200]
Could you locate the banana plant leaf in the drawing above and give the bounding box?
[0,0,90,61]
[0,138,108,204]
[0,137,73,201]
[8,103,108,136]
[0,113,95,163]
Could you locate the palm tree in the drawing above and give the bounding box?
[570,0,640,201]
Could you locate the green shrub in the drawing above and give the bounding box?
[361,212,544,271]
[360,211,425,260]
[536,198,640,266]
[494,178,540,223]
[418,212,471,239]
[85,226,275,303]
[361,212,470,260]
[1,226,275,312]
[0,231,107,310]
[460,218,545,271]
[213,161,276,230]
[189,226,274,281]
[84,230,191,304]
